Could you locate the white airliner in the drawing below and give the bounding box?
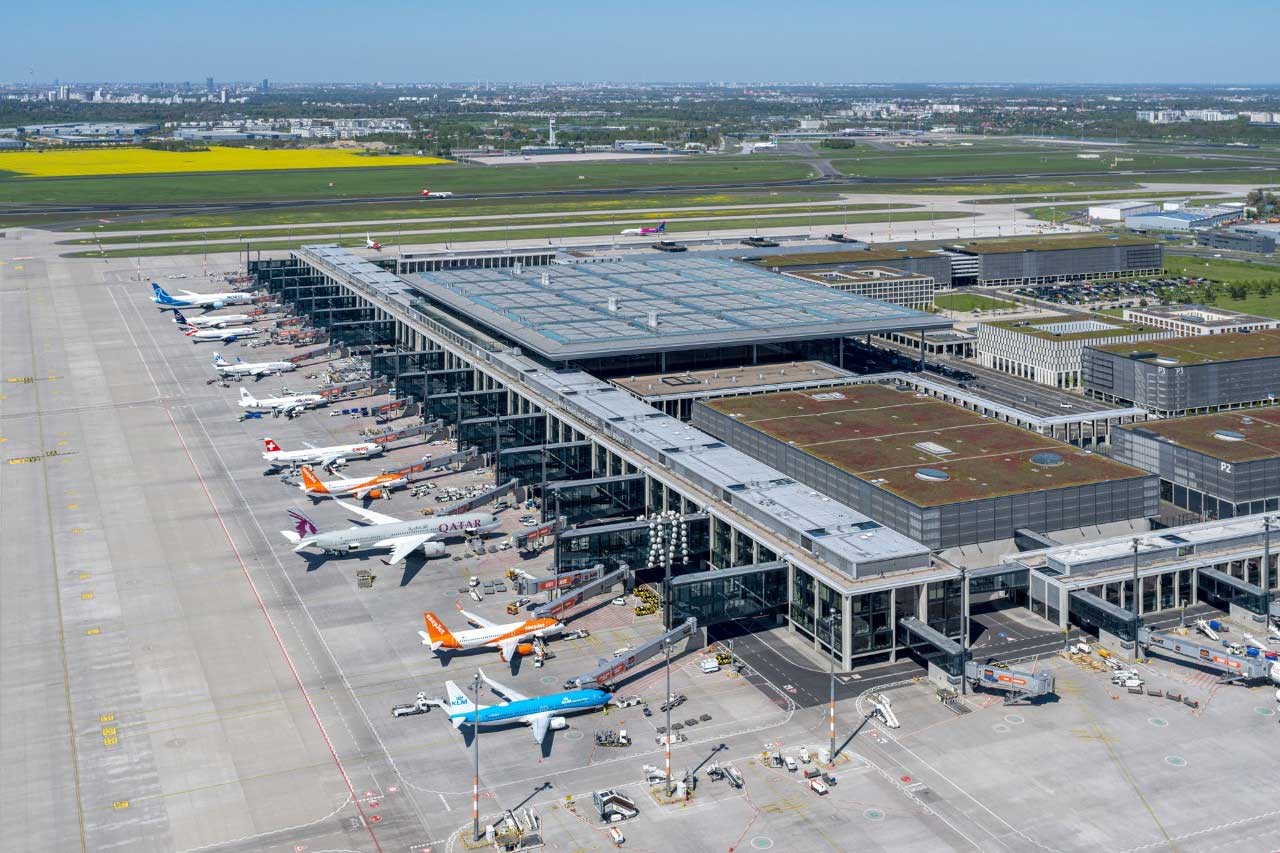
[151,282,255,310]
[422,189,454,199]
[366,234,382,251]
[281,502,499,565]
[178,313,254,329]
[176,311,261,343]
[620,221,666,236]
[239,386,325,412]
[261,437,383,469]
[297,464,409,501]
[213,353,296,378]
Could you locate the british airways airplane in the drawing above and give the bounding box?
[445,669,611,744]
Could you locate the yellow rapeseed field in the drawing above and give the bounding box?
[0,147,452,178]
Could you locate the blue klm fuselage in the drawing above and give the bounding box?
[449,688,610,726]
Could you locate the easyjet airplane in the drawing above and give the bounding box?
[419,609,562,662]
[297,464,408,501]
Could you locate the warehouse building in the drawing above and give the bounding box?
[1111,407,1280,520]
[1125,205,1242,232]
[976,315,1173,388]
[947,234,1163,287]
[1120,305,1279,337]
[782,266,935,310]
[1088,201,1158,222]
[692,384,1158,550]
[751,246,955,288]
[1197,228,1277,255]
[1083,329,1280,416]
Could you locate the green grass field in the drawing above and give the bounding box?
[73,190,850,231]
[1164,255,1280,285]
[830,151,1255,180]
[933,292,1016,312]
[67,202,927,246]
[969,189,1223,206]
[0,157,818,206]
[68,209,969,258]
[842,179,1145,196]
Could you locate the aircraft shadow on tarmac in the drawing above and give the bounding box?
[457,718,558,759]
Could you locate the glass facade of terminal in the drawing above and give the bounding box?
[497,442,593,489]
[458,413,547,456]
[670,562,788,629]
[555,516,711,580]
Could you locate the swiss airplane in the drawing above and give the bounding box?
[422,188,454,199]
[176,311,260,343]
[262,437,383,469]
[213,353,296,379]
[178,312,254,329]
[420,609,562,661]
[151,282,254,310]
[620,221,666,236]
[297,464,408,501]
[365,234,382,251]
[239,386,324,411]
[281,502,499,565]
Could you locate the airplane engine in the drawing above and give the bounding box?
[515,643,534,657]
[549,717,568,731]
[367,489,383,500]
[420,541,447,559]
[211,301,225,309]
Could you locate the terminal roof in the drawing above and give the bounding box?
[948,234,1159,253]
[704,384,1151,507]
[407,256,947,360]
[1121,406,1280,463]
[1092,328,1280,365]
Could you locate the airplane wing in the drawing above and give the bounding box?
[178,289,201,297]
[527,712,552,744]
[479,668,529,703]
[459,608,499,630]
[302,441,319,449]
[338,500,401,525]
[497,637,519,661]
[354,486,374,501]
[374,533,437,565]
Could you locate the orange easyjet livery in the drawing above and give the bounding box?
[420,609,562,661]
[298,464,408,500]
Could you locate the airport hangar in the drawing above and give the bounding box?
[252,246,973,668]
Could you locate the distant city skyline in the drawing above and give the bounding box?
[5,0,1278,85]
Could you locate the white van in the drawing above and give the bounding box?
[699,658,721,674]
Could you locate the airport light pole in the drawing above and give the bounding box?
[1130,538,1142,648]
[823,616,836,765]
[472,671,482,842]
[663,639,673,796]
[1264,516,1276,616]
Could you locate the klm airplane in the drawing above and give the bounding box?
[445,669,610,744]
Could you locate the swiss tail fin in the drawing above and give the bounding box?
[299,465,329,494]
[263,438,282,453]
[422,612,459,651]
[444,680,477,726]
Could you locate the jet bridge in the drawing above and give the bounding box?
[564,618,700,690]
[516,562,601,597]
[897,616,965,678]
[445,477,519,514]
[1137,627,1275,684]
[964,661,1056,703]
[533,568,631,621]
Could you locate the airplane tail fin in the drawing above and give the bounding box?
[422,612,459,651]
[299,465,329,494]
[281,507,319,549]
[239,387,255,406]
[657,221,666,232]
[263,438,282,453]
[444,681,477,726]
[173,309,192,328]
[151,282,176,303]
[213,352,228,366]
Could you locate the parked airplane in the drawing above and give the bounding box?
[419,609,561,661]
[239,386,324,412]
[178,312,254,329]
[620,221,666,236]
[151,282,254,310]
[262,437,383,469]
[422,188,454,199]
[213,353,296,378]
[444,668,610,744]
[298,464,409,501]
[176,311,261,343]
[365,234,382,251]
[281,502,498,564]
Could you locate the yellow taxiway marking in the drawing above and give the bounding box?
[80,591,94,600]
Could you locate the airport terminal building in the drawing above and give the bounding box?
[976,315,1173,388]
[947,234,1163,287]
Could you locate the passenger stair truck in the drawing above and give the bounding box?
[964,661,1056,704]
[867,693,900,728]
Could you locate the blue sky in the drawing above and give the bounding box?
[5,0,1277,84]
